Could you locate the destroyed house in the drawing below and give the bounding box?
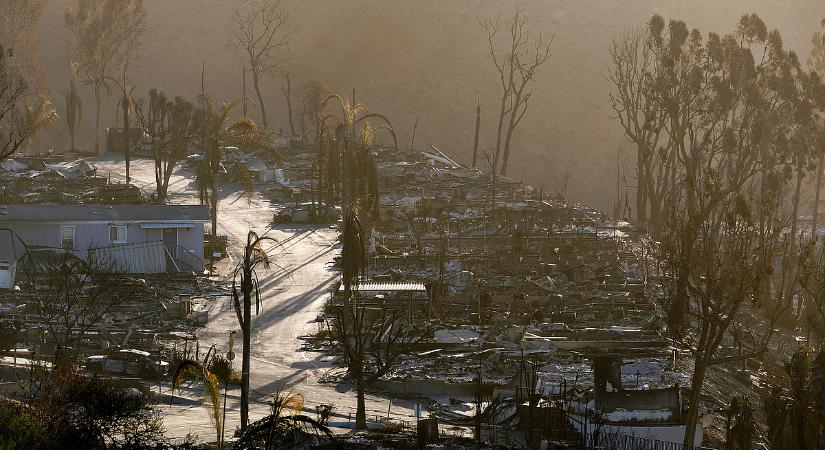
[336,281,432,318]
[0,204,208,274]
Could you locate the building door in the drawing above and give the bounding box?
[163,228,178,260]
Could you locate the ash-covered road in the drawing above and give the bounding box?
[95,155,415,441]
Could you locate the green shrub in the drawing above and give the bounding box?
[0,400,56,450]
[204,238,228,258]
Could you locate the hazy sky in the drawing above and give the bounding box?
[33,0,825,211]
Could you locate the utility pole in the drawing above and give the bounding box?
[123,63,130,185]
[472,100,480,168]
[243,66,247,119]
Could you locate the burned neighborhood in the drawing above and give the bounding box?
[2,1,825,449]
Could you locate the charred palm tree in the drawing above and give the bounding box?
[232,230,279,431]
[197,96,272,240]
[318,93,396,212]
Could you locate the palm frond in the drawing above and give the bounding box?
[171,359,223,440]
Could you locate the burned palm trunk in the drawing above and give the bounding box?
[233,231,277,432]
[240,266,252,430]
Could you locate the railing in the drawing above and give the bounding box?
[174,246,204,273]
[586,431,709,450]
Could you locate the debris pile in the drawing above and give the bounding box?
[0,156,145,204]
[297,143,708,447]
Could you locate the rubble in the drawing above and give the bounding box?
[286,142,713,447]
[0,156,144,204]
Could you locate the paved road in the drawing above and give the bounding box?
[94,156,416,442]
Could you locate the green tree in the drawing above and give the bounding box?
[137,89,202,203]
[725,396,754,450]
[642,14,816,446]
[21,362,165,448]
[65,0,145,155]
[763,349,825,450]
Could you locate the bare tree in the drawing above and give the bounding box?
[471,101,480,167]
[0,41,57,161]
[479,6,552,177]
[280,72,296,137]
[19,248,128,357]
[608,25,670,234]
[230,0,294,129]
[64,0,145,155]
[0,48,32,161]
[0,1,55,155]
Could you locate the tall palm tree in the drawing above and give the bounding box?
[317,93,395,224]
[232,230,278,430]
[197,96,270,240]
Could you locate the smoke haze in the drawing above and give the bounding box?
[33,0,824,210]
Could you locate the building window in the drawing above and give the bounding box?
[61,225,75,250]
[110,225,127,244]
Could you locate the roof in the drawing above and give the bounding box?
[0,204,209,223]
[338,282,427,292]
